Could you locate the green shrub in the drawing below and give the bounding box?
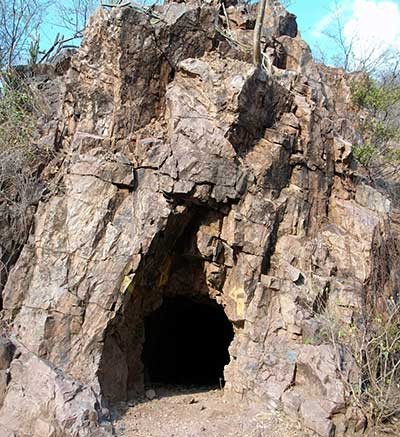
[353,142,378,167]
[0,74,38,152]
[351,77,400,177]
[352,78,400,116]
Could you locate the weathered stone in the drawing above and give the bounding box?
[355,183,392,214]
[0,2,399,437]
[0,370,7,408]
[0,340,13,371]
[281,390,302,417]
[145,389,156,400]
[300,400,335,437]
[0,348,107,437]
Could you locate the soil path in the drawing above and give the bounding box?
[112,386,306,437]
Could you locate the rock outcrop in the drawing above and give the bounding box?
[0,1,399,436]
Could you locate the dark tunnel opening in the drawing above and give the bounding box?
[142,296,234,387]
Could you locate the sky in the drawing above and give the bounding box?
[39,0,400,69]
[286,0,400,68]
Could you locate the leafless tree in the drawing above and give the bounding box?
[38,1,101,64]
[0,0,48,68]
[313,0,399,75]
[56,0,98,36]
[310,0,354,70]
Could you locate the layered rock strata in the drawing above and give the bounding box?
[0,2,398,436]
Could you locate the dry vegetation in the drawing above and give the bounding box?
[331,306,400,428]
[0,70,51,289]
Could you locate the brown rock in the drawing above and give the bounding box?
[0,371,7,408]
[0,348,107,437]
[0,2,398,437]
[0,340,13,371]
[300,400,335,437]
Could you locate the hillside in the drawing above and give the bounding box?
[0,1,399,436]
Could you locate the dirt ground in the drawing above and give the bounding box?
[112,385,307,437]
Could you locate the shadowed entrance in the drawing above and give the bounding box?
[98,208,237,402]
[142,296,234,387]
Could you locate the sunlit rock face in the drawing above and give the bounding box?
[0,2,398,437]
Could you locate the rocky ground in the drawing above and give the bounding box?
[112,386,305,437]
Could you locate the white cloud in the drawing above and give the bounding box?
[312,2,349,38]
[312,10,339,37]
[344,0,400,67]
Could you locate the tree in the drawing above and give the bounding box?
[313,0,400,75]
[56,0,98,36]
[253,0,268,66]
[317,0,355,71]
[38,1,101,64]
[307,1,400,181]
[0,0,47,68]
[351,75,400,180]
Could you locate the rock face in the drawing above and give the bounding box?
[0,2,399,437]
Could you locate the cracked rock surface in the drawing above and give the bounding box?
[0,1,399,437]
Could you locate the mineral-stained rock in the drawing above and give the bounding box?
[0,339,14,409]
[0,2,399,437]
[0,339,14,371]
[0,370,7,408]
[0,345,109,437]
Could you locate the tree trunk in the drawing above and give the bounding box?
[253,0,268,66]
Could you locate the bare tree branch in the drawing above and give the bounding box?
[55,0,98,35]
[0,0,48,68]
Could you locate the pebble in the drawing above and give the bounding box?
[101,407,110,419]
[145,389,156,400]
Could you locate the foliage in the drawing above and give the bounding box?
[352,78,400,117]
[0,76,38,150]
[353,142,378,168]
[351,76,400,179]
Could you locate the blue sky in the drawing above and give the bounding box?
[287,0,400,66]
[39,0,400,68]
[288,0,330,41]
